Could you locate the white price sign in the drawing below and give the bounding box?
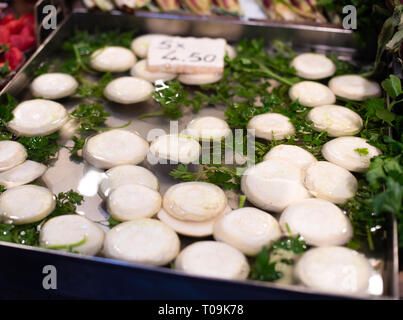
[147,36,227,74]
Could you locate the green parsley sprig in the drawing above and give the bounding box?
[170,164,241,191]
[250,236,307,282]
[17,134,60,164]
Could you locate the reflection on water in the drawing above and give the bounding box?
[77,166,106,197]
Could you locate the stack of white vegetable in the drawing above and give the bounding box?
[0,34,385,298]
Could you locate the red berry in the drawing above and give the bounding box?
[5,19,24,35]
[4,47,23,70]
[9,34,34,51]
[0,14,14,25]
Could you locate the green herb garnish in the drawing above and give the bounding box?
[355,148,369,156]
[0,93,17,128]
[76,72,113,98]
[68,136,86,161]
[17,133,60,164]
[108,216,121,228]
[250,246,283,282]
[170,164,241,191]
[42,236,87,253]
[140,80,190,119]
[70,103,111,133]
[250,236,307,282]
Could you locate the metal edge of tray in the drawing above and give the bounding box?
[1,9,360,97]
[72,8,359,50]
[0,239,392,300]
[131,10,350,32]
[387,213,400,299]
[0,12,398,300]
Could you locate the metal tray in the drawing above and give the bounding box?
[0,10,399,300]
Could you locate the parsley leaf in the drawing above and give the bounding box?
[225,101,271,129]
[250,246,283,282]
[70,103,111,133]
[271,236,307,254]
[328,55,355,76]
[140,80,190,119]
[382,74,402,98]
[52,190,84,217]
[17,134,60,164]
[76,72,112,98]
[0,93,17,128]
[108,216,121,228]
[68,136,86,161]
[170,164,241,191]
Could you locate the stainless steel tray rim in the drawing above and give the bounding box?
[0,239,393,300]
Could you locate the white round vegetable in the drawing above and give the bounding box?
[0,141,27,172]
[178,73,223,86]
[82,0,96,9]
[107,184,162,221]
[241,159,311,213]
[289,81,336,107]
[328,75,381,101]
[175,241,249,280]
[304,161,358,204]
[213,207,282,256]
[183,116,231,140]
[307,105,363,137]
[291,53,336,80]
[40,215,104,256]
[104,76,154,104]
[163,181,227,222]
[263,144,317,170]
[83,129,149,169]
[31,73,78,99]
[279,198,353,246]
[130,60,176,83]
[8,99,68,137]
[295,246,373,294]
[103,218,180,266]
[115,0,136,9]
[247,113,295,140]
[131,34,164,58]
[321,136,382,173]
[149,134,201,164]
[157,205,231,238]
[99,164,159,199]
[87,0,114,10]
[0,160,47,189]
[90,46,136,72]
[0,185,55,225]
